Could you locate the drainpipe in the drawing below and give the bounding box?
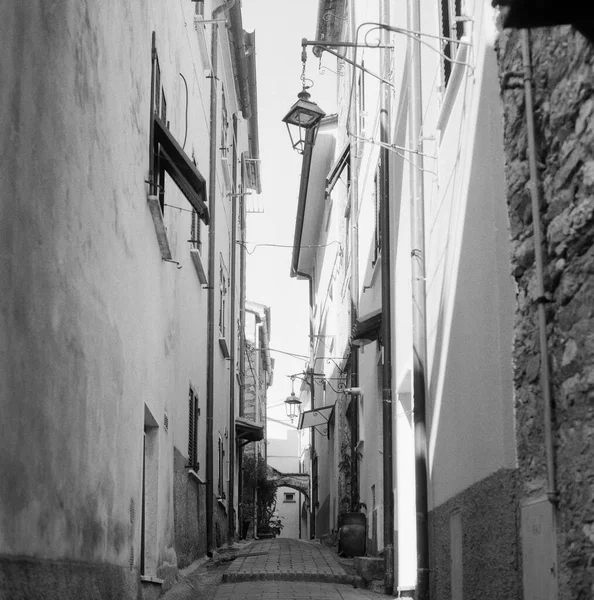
[290,126,318,539]
[207,0,236,555]
[520,30,557,504]
[407,0,430,596]
[227,119,239,543]
[379,0,394,594]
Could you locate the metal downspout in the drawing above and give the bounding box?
[227,123,239,543]
[520,30,557,503]
[290,126,317,538]
[207,0,237,555]
[407,0,430,596]
[379,0,394,594]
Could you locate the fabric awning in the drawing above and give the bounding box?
[297,405,334,436]
[154,115,210,224]
[235,417,264,446]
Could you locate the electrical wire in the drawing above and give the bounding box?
[237,240,342,255]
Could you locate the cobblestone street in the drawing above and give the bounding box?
[163,539,392,600]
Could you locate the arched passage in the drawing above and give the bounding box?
[267,466,310,502]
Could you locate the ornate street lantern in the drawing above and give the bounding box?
[282,87,326,154]
[284,378,302,422]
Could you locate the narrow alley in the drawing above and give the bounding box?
[3,1,594,600]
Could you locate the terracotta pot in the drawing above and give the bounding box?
[337,512,366,557]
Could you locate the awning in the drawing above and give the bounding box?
[154,115,210,224]
[352,310,382,346]
[297,405,334,436]
[235,417,264,447]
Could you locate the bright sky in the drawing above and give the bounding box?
[241,1,337,438]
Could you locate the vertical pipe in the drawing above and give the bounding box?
[379,0,395,594]
[309,356,317,540]
[228,152,238,542]
[520,30,557,503]
[206,0,236,555]
[407,0,430,596]
[239,157,247,419]
[206,15,221,557]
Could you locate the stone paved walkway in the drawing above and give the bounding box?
[214,539,392,600]
[215,580,390,600]
[222,538,357,584]
[163,538,394,600]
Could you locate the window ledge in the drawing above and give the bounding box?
[220,155,232,188]
[217,497,228,513]
[190,248,208,285]
[188,469,205,485]
[147,195,172,260]
[219,337,230,358]
[364,252,381,292]
[140,575,165,585]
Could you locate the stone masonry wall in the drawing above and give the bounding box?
[429,468,519,600]
[496,25,594,600]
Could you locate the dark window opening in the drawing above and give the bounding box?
[373,160,382,267]
[188,386,199,470]
[218,437,226,499]
[440,0,464,86]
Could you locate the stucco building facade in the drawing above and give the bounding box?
[0,2,260,598]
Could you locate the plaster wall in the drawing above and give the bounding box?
[274,486,301,539]
[0,1,249,596]
[386,0,518,592]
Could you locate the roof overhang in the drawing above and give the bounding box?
[352,309,382,347]
[297,405,334,436]
[235,417,264,446]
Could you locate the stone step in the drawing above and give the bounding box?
[222,570,363,586]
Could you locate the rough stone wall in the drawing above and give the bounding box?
[496,25,594,600]
[429,468,520,600]
[173,448,207,568]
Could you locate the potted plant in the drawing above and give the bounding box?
[240,454,284,538]
[337,442,366,556]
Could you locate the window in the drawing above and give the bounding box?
[149,32,209,225]
[357,66,366,136]
[194,0,205,18]
[219,257,228,338]
[220,88,229,158]
[151,36,167,213]
[440,0,464,86]
[218,436,226,499]
[373,160,382,267]
[283,492,296,503]
[188,386,199,470]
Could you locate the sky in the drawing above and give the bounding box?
[241,1,337,438]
